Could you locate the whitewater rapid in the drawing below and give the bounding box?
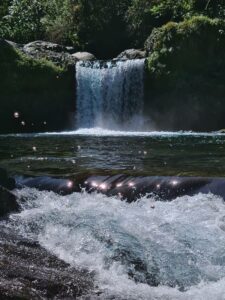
[6,189,225,299]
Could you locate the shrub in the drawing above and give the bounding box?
[42,0,76,46]
[0,0,45,43]
[0,40,74,133]
[126,0,225,48]
[146,16,225,77]
[0,0,10,21]
[71,0,130,58]
[144,16,225,131]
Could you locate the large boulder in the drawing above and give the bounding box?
[23,41,77,67]
[72,51,96,61]
[0,225,94,299]
[116,49,147,60]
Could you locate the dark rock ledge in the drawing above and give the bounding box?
[0,168,95,299]
[0,225,94,299]
[0,168,19,218]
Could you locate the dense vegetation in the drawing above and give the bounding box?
[1,1,225,132]
[144,16,225,131]
[1,0,225,57]
[0,40,74,133]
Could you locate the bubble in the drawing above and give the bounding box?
[13,112,19,118]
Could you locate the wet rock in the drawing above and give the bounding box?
[116,49,147,60]
[72,51,96,61]
[0,225,94,299]
[0,168,15,190]
[0,186,19,217]
[23,40,78,67]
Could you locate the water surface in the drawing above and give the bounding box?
[2,129,225,299]
[1,129,225,177]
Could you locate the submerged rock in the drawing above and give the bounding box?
[116,49,147,60]
[72,51,96,61]
[0,225,94,299]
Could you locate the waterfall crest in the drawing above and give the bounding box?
[75,59,145,130]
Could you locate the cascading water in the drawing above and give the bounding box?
[75,59,145,130]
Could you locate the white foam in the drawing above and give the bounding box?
[8,189,225,299]
[1,128,225,138]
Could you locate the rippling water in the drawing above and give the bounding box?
[1,129,225,299]
[1,129,225,177]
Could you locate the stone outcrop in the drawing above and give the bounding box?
[23,41,77,67]
[116,49,147,60]
[72,51,96,61]
[3,40,97,67]
[0,186,19,218]
[0,168,18,217]
[0,225,94,299]
[0,168,15,190]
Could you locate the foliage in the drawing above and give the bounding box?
[126,0,225,47]
[0,40,74,133]
[0,0,10,21]
[0,0,225,57]
[144,16,225,131]
[42,0,76,45]
[71,0,130,57]
[0,0,45,43]
[146,16,225,77]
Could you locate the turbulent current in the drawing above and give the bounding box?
[7,188,225,300]
[76,60,145,130]
[2,133,225,298]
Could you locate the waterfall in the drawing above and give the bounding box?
[75,59,145,130]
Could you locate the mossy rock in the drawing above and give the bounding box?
[144,16,225,131]
[0,39,75,133]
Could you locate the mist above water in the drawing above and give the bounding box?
[76,59,146,130]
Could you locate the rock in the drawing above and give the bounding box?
[0,225,94,299]
[0,186,19,217]
[0,168,15,190]
[116,49,147,60]
[23,40,78,67]
[72,51,96,61]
